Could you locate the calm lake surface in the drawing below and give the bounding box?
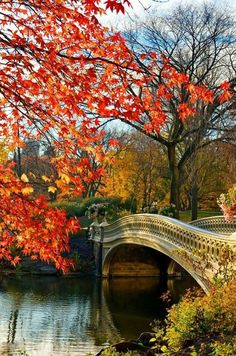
[0,275,197,356]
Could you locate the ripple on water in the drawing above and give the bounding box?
[0,275,197,355]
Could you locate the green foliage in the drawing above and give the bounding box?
[122,197,137,213]
[99,346,140,356]
[179,209,221,222]
[152,277,236,355]
[150,247,236,355]
[159,204,177,218]
[51,196,125,219]
[52,200,221,222]
[210,338,236,356]
[50,200,81,218]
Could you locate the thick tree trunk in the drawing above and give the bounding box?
[167,145,180,219]
[191,182,198,221]
[190,155,198,221]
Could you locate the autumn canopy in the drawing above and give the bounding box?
[0,0,232,271]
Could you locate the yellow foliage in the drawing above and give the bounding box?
[42,175,51,182]
[157,277,236,354]
[21,173,29,183]
[59,173,70,184]
[100,149,138,201]
[0,140,10,163]
[48,186,57,193]
[29,172,36,179]
[21,186,34,195]
[100,138,168,210]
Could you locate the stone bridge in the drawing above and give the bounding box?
[90,214,236,292]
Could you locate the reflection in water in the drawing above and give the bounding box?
[7,309,19,344]
[0,275,197,355]
[103,277,197,340]
[103,278,164,340]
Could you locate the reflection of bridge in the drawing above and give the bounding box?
[90,214,236,291]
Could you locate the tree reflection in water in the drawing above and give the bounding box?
[0,275,197,355]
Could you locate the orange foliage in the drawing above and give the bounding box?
[0,0,138,270]
[0,163,79,272]
[0,0,232,270]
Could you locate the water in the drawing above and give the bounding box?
[0,275,197,355]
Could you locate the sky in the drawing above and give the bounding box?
[100,0,236,28]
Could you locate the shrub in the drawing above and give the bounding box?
[158,204,177,218]
[51,196,126,220]
[152,278,236,355]
[50,201,81,218]
[122,197,137,214]
[99,347,140,356]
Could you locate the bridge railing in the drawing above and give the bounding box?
[190,216,236,234]
[91,214,236,263]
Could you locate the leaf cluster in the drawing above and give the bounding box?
[158,205,177,218]
[99,346,139,356]
[53,196,133,220]
[152,278,236,355]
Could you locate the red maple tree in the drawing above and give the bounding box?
[0,0,232,271]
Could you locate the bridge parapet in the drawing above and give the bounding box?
[190,216,236,235]
[90,214,236,291]
[95,214,236,262]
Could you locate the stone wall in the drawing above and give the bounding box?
[108,245,168,277]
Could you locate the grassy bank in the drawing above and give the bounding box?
[179,210,221,222]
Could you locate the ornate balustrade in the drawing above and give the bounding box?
[90,214,236,290]
[190,215,236,234]
[91,214,236,262]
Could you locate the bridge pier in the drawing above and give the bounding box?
[89,222,110,277]
[93,240,103,277]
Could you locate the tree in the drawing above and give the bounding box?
[20,140,58,199]
[113,3,236,218]
[74,129,124,199]
[0,0,232,269]
[181,144,230,215]
[0,0,145,270]
[100,132,170,211]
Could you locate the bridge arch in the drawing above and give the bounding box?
[167,260,187,276]
[102,240,209,291]
[90,214,236,292]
